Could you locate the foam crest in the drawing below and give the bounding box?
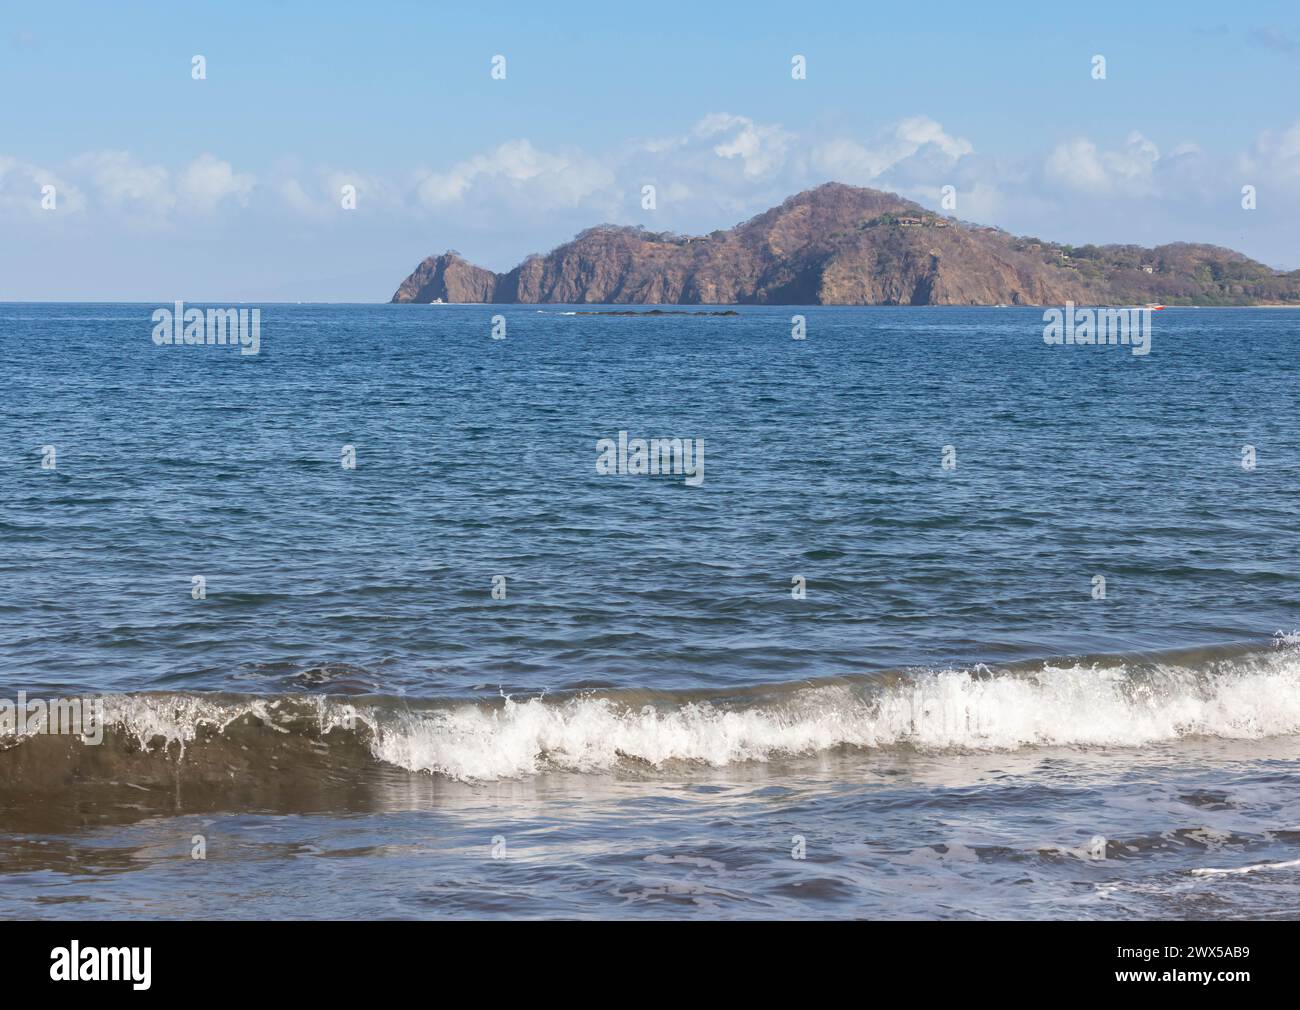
[366,651,1300,779]
[12,647,1300,782]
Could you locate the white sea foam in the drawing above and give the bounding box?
[99,694,294,757]
[65,650,1300,781]
[1191,858,1300,877]
[368,653,1300,780]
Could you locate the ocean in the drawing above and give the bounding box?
[2,302,1299,919]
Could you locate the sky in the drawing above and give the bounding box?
[2,0,1299,300]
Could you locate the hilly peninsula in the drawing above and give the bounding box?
[392,183,1300,306]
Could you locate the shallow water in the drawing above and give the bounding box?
[1,304,1298,918]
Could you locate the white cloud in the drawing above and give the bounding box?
[70,151,171,211]
[278,177,317,215]
[1045,132,1161,195]
[273,169,402,216]
[893,116,974,161]
[1240,120,1300,181]
[61,151,254,218]
[0,155,85,215]
[416,139,613,209]
[809,137,888,180]
[1045,138,1110,192]
[811,117,973,184]
[178,153,254,211]
[8,115,1300,275]
[692,113,792,177]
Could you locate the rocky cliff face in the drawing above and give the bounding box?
[391,252,497,303]
[392,183,1300,306]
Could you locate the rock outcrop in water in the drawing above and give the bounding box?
[392,183,1300,306]
[391,250,497,304]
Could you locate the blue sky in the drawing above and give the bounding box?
[3,0,1299,299]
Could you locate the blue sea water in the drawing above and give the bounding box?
[1,303,1299,919]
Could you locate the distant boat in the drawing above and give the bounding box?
[429,298,445,305]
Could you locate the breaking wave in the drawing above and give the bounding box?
[4,642,1300,786]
